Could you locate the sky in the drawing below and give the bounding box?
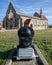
[0,0,52,25]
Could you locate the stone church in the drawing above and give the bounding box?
[3,2,48,30]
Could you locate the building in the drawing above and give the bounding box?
[0,23,2,30]
[3,2,48,30]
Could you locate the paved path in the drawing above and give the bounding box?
[12,59,38,65]
[5,45,49,65]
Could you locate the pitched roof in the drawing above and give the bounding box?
[16,12,40,19]
[42,15,48,20]
[33,12,48,20]
[7,2,48,20]
[6,2,16,15]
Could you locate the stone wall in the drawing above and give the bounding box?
[21,15,48,30]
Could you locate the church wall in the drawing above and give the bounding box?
[44,20,48,29]
[29,18,48,30]
[21,15,31,26]
[3,14,48,30]
[20,15,48,30]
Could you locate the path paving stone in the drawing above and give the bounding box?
[12,59,38,65]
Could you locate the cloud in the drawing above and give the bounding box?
[43,8,52,13]
[21,0,50,8]
[15,4,39,15]
[14,0,51,15]
[47,16,52,19]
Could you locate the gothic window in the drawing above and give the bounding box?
[8,10,14,20]
[10,10,13,15]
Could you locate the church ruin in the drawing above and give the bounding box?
[3,2,48,30]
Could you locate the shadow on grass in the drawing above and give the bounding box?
[0,49,11,59]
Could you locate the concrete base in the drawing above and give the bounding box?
[16,47,36,60]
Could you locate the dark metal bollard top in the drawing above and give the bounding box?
[18,26,34,48]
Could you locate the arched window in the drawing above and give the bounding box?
[8,10,13,20]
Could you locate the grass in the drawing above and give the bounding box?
[0,31,18,65]
[33,28,52,65]
[0,28,52,65]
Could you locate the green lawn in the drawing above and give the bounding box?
[0,28,52,65]
[33,28,52,65]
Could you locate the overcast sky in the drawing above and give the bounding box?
[0,0,52,24]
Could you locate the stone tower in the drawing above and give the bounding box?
[40,8,42,18]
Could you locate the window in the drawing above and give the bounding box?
[8,10,13,20]
[35,20,37,24]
